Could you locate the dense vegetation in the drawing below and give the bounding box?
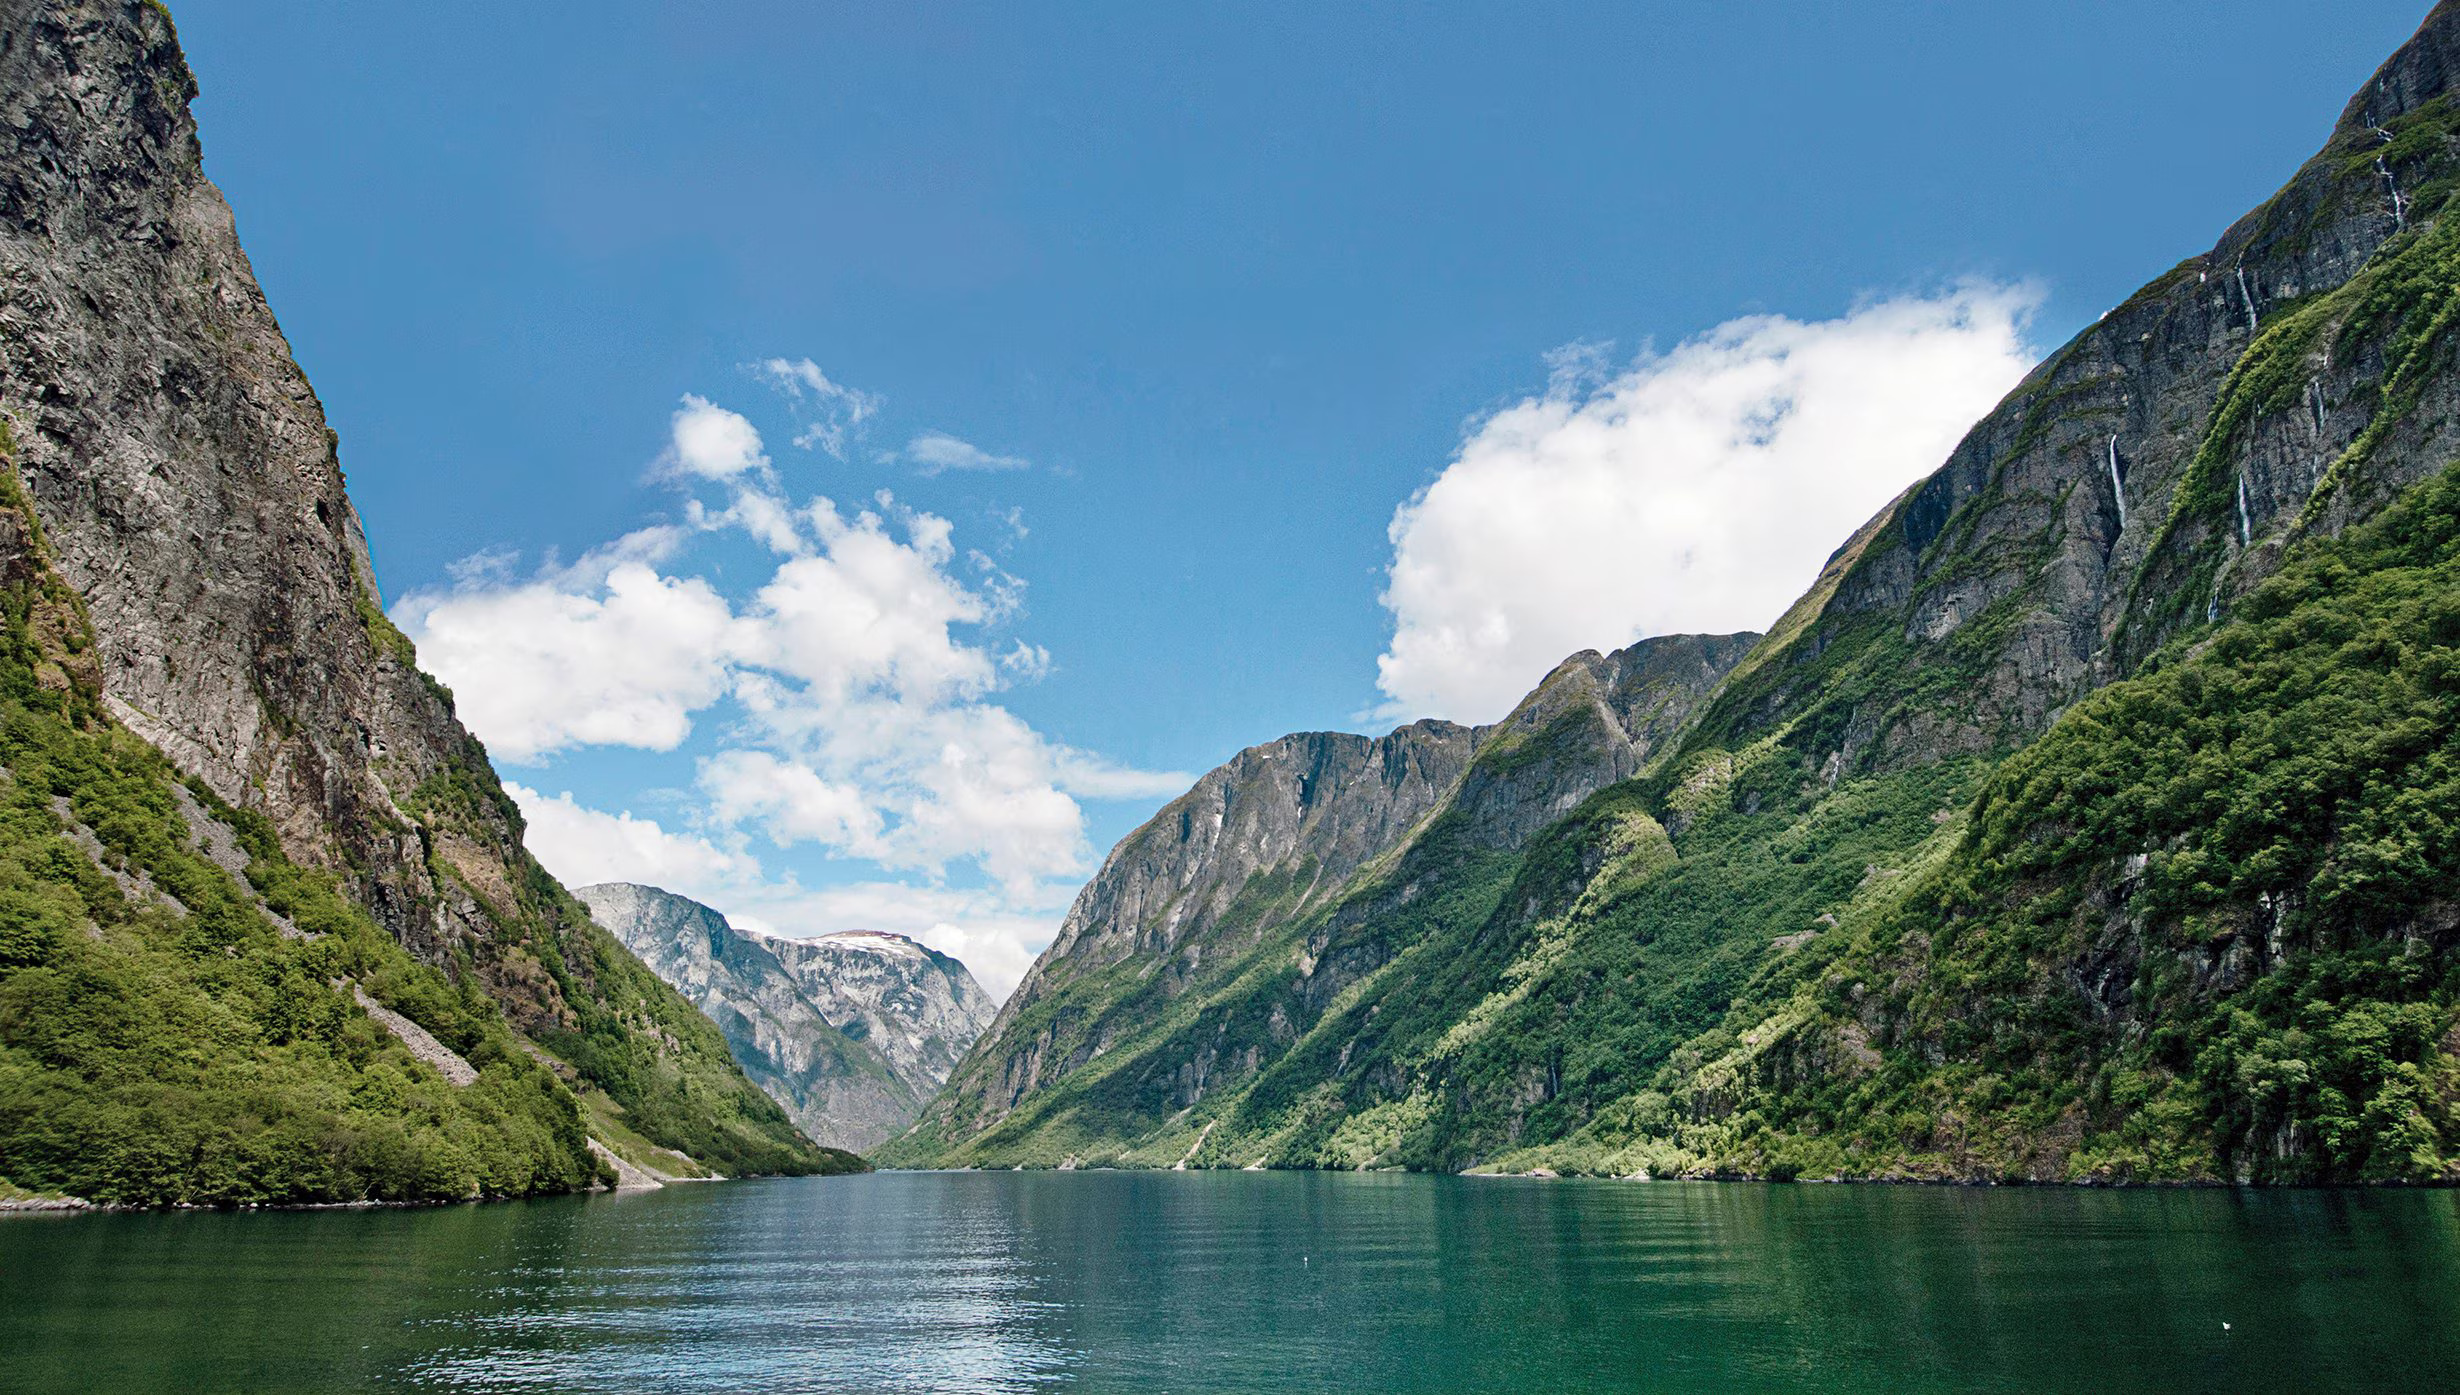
[887,694,1986,1174]
[0,503,603,1201]
[0,470,853,1205]
[1520,463,2460,1182]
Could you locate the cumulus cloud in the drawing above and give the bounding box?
[397,557,736,763]
[506,782,760,895]
[407,380,1187,996]
[904,430,1028,475]
[1374,282,2041,723]
[668,395,770,481]
[699,749,886,857]
[722,683,1132,899]
[999,640,1052,681]
[718,876,1064,1001]
[740,500,999,705]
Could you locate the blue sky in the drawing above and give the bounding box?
[170,0,2428,993]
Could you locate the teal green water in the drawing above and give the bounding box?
[2,1172,2456,1393]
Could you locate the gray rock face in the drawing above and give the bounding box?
[578,883,996,1152]
[911,631,1755,1147]
[0,0,820,1171]
[1696,0,2460,778]
[0,0,550,1017]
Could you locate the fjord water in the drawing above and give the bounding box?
[2,1174,2454,1394]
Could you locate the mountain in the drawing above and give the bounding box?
[0,0,856,1206]
[890,1,2460,1183]
[886,631,1759,1164]
[576,883,996,1152]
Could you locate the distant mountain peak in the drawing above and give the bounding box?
[576,882,996,1153]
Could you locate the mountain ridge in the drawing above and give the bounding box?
[890,0,2460,1181]
[889,630,1759,1162]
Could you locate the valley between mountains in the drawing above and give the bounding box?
[5,0,2460,1208]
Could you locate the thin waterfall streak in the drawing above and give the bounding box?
[2236,266,2260,333]
[2108,436,2127,530]
[2237,474,2254,548]
[2378,156,2408,229]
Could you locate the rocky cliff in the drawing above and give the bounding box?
[577,883,995,1152]
[0,0,849,1202]
[892,1,2460,1181]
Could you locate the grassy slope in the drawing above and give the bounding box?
[1520,463,2460,1182]
[0,461,858,1204]
[888,697,1983,1173]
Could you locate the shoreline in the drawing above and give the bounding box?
[873,1162,2457,1190]
[15,1165,2447,1216]
[0,1174,763,1219]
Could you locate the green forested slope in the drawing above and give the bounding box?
[0,465,857,1205]
[1520,464,2460,1182]
[0,473,598,1204]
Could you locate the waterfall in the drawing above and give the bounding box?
[2235,266,2260,333]
[2378,156,2408,230]
[2107,436,2127,529]
[2237,474,2254,548]
[2308,378,2326,439]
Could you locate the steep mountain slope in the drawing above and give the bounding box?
[887,632,1757,1164]
[577,883,996,1152]
[1523,468,2460,1183]
[0,0,852,1201]
[0,471,599,1204]
[895,0,2460,1180]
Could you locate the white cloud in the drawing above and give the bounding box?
[397,559,736,763]
[740,500,998,705]
[700,749,886,857]
[1374,282,2041,723]
[668,395,770,480]
[755,357,882,458]
[904,430,1028,475]
[723,688,1169,900]
[414,382,1189,994]
[1050,751,1200,801]
[999,640,1052,681]
[885,705,1092,895]
[506,782,759,897]
[710,485,809,557]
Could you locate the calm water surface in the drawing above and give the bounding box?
[2,1171,2455,1393]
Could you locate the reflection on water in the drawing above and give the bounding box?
[2,1171,2456,1393]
